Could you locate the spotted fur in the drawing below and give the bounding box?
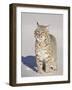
[34,22,57,74]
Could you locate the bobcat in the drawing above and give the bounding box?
[34,22,57,74]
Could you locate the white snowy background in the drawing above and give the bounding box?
[21,13,63,77]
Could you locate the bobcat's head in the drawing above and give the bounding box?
[34,22,49,42]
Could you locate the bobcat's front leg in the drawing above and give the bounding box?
[45,63,50,73]
[36,59,44,74]
[45,59,50,73]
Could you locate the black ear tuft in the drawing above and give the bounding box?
[37,22,39,26]
[34,31,36,37]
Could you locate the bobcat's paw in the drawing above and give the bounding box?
[37,70,45,74]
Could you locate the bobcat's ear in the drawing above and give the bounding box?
[46,26,48,29]
[37,22,39,27]
[46,25,50,29]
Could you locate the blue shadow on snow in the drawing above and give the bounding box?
[21,56,37,72]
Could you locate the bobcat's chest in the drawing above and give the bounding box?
[37,48,48,60]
